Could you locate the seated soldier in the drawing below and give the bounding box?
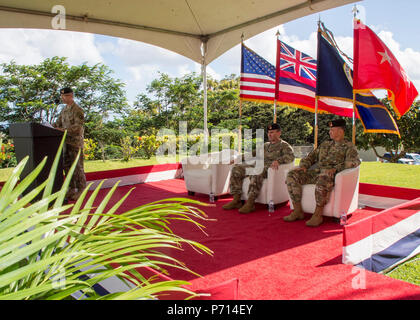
[284,119,360,227]
[223,123,295,214]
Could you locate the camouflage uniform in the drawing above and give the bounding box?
[54,102,86,196]
[230,139,295,198]
[286,139,360,207]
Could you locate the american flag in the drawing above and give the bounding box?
[240,44,276,103]
[277,39,354,117]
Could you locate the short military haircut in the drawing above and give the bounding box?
[328,119,346,129]
[60,87,73,95]
[267,123,281,131]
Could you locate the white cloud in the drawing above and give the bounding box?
[0,29,103,66]
[0,24,418,103]
[377,30,420,97]
[110,38,202,97]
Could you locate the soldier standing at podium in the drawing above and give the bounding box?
[53,87,87,201]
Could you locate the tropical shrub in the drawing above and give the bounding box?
[83,138,97,160]
[121,136,138,162]
[0,132,212,300]
[0,136,16,169]
[135,134,160,159]
[103,144,123,160]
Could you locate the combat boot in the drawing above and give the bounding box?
[238,195,256,214]
[222,194,242,210]
[306,205,324,227]
[283,201,305,222]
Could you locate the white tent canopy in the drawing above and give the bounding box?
[0,0,358,64]
[0,0,358,134]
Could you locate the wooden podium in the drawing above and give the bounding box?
[9,122,64,200]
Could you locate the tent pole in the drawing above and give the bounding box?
[202,62,208,144]
[201,42,209,148]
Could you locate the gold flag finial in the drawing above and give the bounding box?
[352,5,359,18]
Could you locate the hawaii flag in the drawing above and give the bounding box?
[353,20,418,118]
[276,40,354,117]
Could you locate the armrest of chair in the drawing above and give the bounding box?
[182,150,238,174]
[210,162,234,195]
[181,156,210,171]
[267,162,294,181]
[333,166,360,214]
[209,149,239,164]
[334,166,360,185]
[266,162,295,203]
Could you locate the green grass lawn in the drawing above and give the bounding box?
[358,162,420,189]
[1,158,419,188]
[83,155,179,173]
[0,156,177,182]
[385,254,420,286]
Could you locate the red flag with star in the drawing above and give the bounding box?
[353,20,418,118]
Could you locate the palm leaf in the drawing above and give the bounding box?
[0,134,213,300]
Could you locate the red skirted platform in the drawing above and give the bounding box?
[88,177,420,300]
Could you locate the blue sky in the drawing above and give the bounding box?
[0,0,419,104]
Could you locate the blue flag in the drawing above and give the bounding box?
[316,31,400,136]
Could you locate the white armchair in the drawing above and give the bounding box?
[241,162,294,207]
[181,150,238,201]
[288,166,360,218]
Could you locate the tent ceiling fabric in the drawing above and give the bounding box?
[0,0,358,64]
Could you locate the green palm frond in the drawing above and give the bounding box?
[0,133,213,300]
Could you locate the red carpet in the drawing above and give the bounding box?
[93,179,420,300]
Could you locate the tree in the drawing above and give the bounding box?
[0,57,128,128]
[131,72,344,146]
[137,72,203,130]
[84,114,125,161]
[207,75,241,130]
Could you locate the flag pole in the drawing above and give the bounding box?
[314,96,319,149]
[352,92,356,144]
[314,18,321,149]
[352,6,358,146]
[274,30,281,124]
[239,99,242,154]
[273,100,277,123]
